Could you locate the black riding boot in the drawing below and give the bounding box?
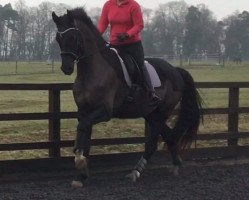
[141,66,161,104]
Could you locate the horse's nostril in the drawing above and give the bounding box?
[61,66,73,75]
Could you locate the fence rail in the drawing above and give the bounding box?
[0,82,249,172]
[147,53,225,67]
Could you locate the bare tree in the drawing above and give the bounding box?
[141,8,155,55]
[150,1,188,55]
[1,0,247,61]
[0,3,19,60]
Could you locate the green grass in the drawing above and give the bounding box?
[0,61,249,160]
[187,63,249,82]
[0,61,60,76]
[0,61,75,83]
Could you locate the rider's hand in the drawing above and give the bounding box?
[116,33,129,42]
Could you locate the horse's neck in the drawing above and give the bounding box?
[76,56,93,81]
[76,23,116,84]
[79,21,106,52]
[76,53,106,81]
[75,34,97,78]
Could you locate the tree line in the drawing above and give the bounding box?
[0,0,249,61]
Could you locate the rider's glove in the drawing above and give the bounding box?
[116,33,129,42]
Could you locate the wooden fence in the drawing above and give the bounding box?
[0,82,249,172]
[147,53,225,67]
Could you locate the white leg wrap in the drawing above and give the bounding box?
[134,156,147,173]
[169,165,180,176]
[74,150,87,170]
[71,180,83,188]
[126,156,147,182]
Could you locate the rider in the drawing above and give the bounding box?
[98,0,160,103]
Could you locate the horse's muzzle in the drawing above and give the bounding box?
[61,65,74,75]
[61,55,75,75]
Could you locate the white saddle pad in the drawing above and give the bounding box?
[110,48,161,88]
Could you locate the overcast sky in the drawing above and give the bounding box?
[1,0,249,20]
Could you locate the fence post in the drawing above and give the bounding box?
[227,87,239,146]
[144,121,150,151]
[52,59,55,73]
[49,89,61,158]
[180,54,183,67]
[188,56,191,66]
[145,121,150,137]
[15,60,18,74]
[218,53,221,64]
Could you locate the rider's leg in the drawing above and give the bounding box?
[112,41,160,103]
[119,41,160,102]
[129,41,160,102]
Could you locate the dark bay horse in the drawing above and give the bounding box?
[52,8,202,186]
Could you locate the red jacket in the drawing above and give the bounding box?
[98,0,144,45]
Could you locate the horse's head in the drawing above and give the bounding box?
[52,8,107,75]
[52,10,83,75]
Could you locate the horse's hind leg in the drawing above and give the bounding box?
[127,114,163,182]
[160,125,186,176]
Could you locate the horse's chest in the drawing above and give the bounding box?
[73,85,109,107]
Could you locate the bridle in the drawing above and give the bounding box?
[57,27,84,63]
[57,24,109,64]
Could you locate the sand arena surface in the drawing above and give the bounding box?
[1,161,249,200]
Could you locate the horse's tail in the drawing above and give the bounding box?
[173,67,203,151]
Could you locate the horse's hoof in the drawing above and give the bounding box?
[75,155,87,170]
[170,166,179,176]
[126,170,140,182]
[71,180,83,188]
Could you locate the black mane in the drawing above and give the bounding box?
[69,8,106,46]
[70,8,95,30]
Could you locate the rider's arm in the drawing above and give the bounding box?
[126,2,144,37]
[98,2,109,35]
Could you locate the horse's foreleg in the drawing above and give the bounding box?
[72,119,92,187]
[74,118,92,170]
[72,106,111,187]
[74,106,110,163]
[72,152,90,188]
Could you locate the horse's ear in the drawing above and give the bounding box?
[52,11,59,24]
[67,10,74,23]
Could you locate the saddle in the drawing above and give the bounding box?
[110,48,161,88]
